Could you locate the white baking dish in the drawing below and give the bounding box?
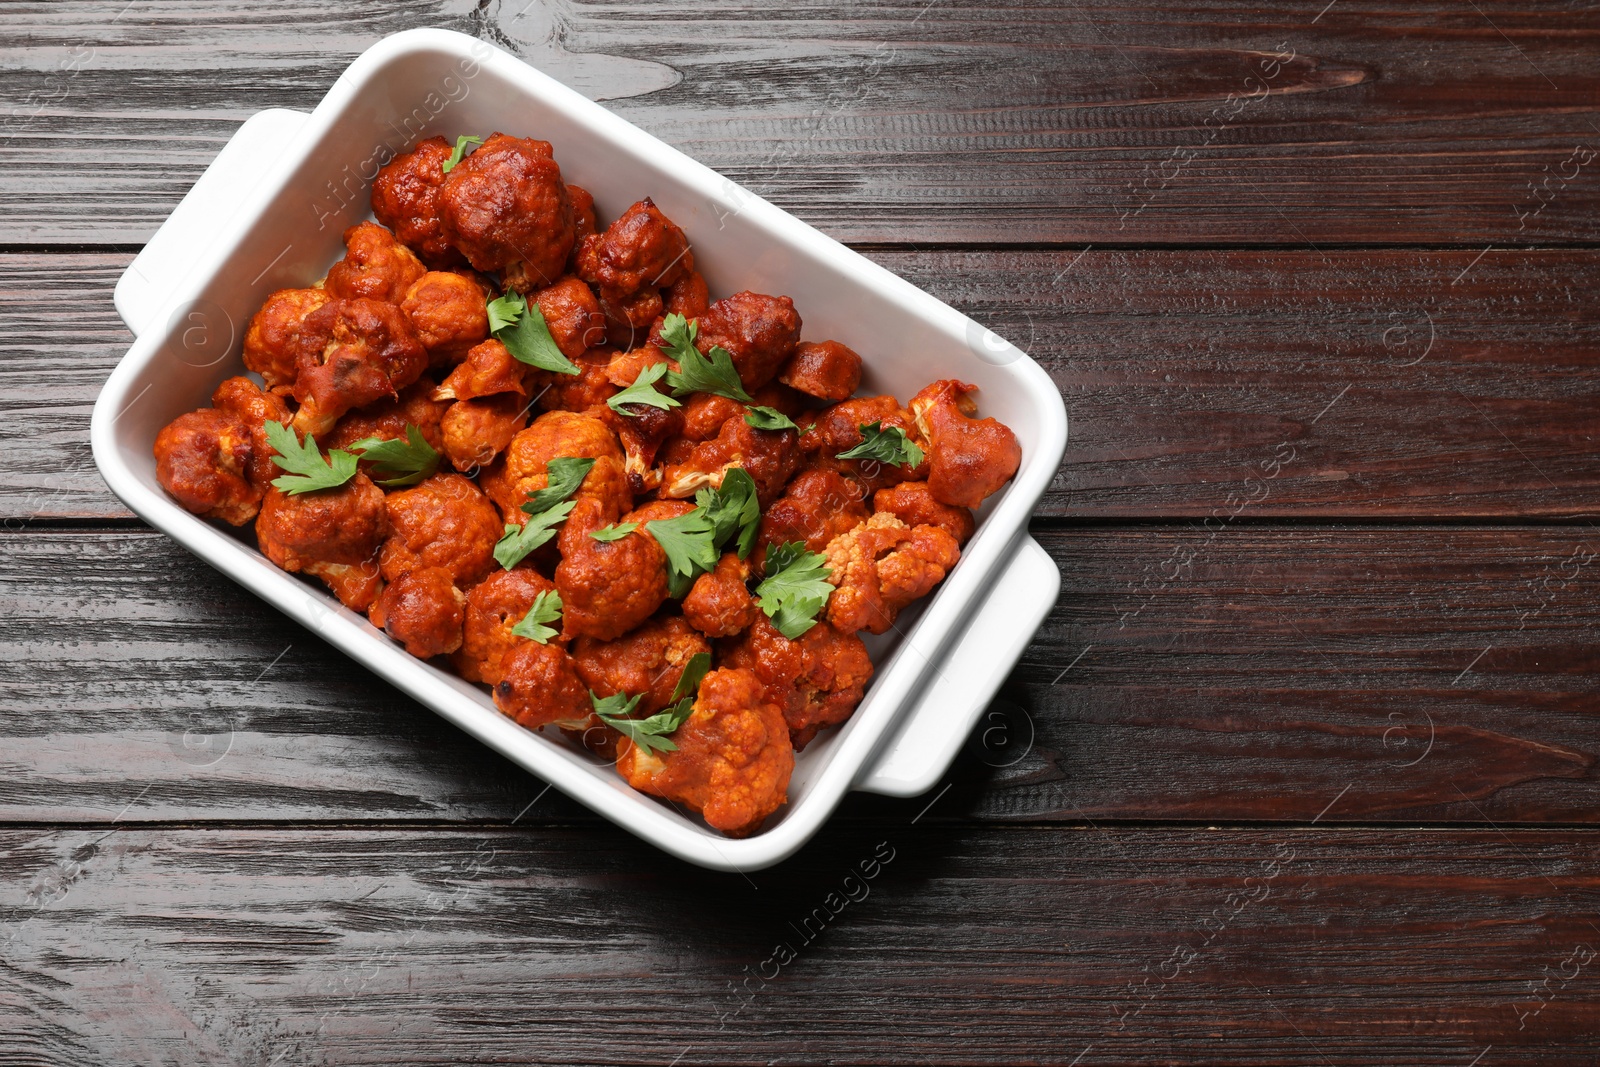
[92,29,1066,871]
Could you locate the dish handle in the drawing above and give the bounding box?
[115,108,312,337]
[853,533,1059,798]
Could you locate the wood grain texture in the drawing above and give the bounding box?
[4,526,1595,826]
[2,1,1598,245]
[1,825,1597,1065]
[6,249,1598,523]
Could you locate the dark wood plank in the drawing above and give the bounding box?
[2,1,1598,246]
[1,824,1597,1064]
[9,249,1597,522]
[4,525,1596,826]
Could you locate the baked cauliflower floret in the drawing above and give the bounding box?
[779,340,862,403]
[454,567,557,685]
[401,270,490,365]
[437,132,575,291]
[822,511,960,635]
[153,408,260,526]
[527,276,608,361]
[571,616,711,716]
[440,394,530,473]
[242,287,331,393]
[755,467,870,563]
[434,339,529,403]
[575,197,691,302]
[908,379,1021,509]
[555,496,668,640]
[493,640,592,730]
[499,410,631,524]
[661,413,800,507]
[256,472,389,610]
[531,349,618,414]
[695,291,801,392]
[379,473,501,588]
[872,480,975,546]
[682,552,759,638]
[664,256,709,319]
[600,400,683,496]
[803,394,927,491]
[370,135,464,269]
[616,667,794,837]
[720,612,873,748]
[369,566,466,659]
[324,221,426,303]
[323,375,448,462]
[210,375,292,490]
[289,298,428,438]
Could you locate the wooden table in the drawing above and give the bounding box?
[3,2,1597,1063]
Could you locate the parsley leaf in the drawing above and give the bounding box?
[264,421,358,495]
[494,500,575,570]
[487,289,581,376]
[645,509,719,598]
[657,313,751,402]
[669,651,712,706]
[695,467,761,559]
[606,361,681,415]
[744,406,797,433]
[509,589,562,644]
[835,420,925,469]
[442,134,482,174]
[346,424,440,487]
[590,522,639,543]
[755,541,835,639]
[523,457,595,515]
[592,689,694,754]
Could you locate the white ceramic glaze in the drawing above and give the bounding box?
[92,29,1067,870]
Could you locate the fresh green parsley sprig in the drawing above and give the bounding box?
[591,688,696,754]
[441,134,482,173]
[509,589,562,644]
[493,457,596,570]
[346,424,440,487]
[606,361,681,415]
[656,313,751,402]
[755,541,835,639]
[744,406,798,433]
[590,522,639,543]
[836,420,925,469]
[486,289,581,376]
[264,421,358,495]
[644,468,762,597]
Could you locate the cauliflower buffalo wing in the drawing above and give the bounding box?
[290,298,428,438]
[211,375,292,490]
[379,473,501,588]
[822,512,961,635]
[440,394,530,472]
[873,480,975,546]
[454,567,558,685]
[370,135,464,269]
[324,375,448,460]
[498,411,631,524]
[571,615,710,715]
[434,339,529,403]
[575,197,691,303]
[438,133,575,291]
[242,287,330,394]
[696,291,801,391]
[493,641,592,730]
[556,496,668,640]
[909,380,1022,509]
[154,408,261,526]
[803,394,927,491]
[324,221,426,304]
[682,553,759,638]
[256,473,388,611]
[615,667,794,836]
[528,276,607,361]
[401,270,490,364]
[720,613,873,749]
[661,412,800,506]
[779,340,862,403]
[369,567,466,659]
[755,467,870,562]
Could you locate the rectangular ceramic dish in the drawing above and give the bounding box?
[91,28,1067,871]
